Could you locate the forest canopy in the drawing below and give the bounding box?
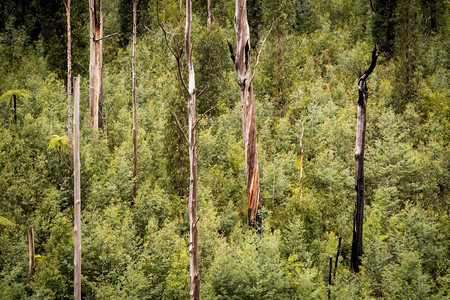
[0,0,449,299]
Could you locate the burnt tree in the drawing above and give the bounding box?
[351,45,379,273]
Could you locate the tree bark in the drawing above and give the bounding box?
[207,0,212,29]
[65,0,73,158]
[13,94,16,123]
[351,46,378,273]
[328,255,332,299]
[232,0,262,232]
[185,0,199,298]
[132,0,137,200]
[73,76,81,300]
[334,236,341,278]
[299,123,304,201]
[28,226,35,278]
[89,0,103,132]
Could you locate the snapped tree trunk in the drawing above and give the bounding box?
[28,226,35,278]
[231,0,262,232]
[185,0,200,298]
[132,0,137,200]
[73,76,81,300]
[351,46,378,273]
[65,0,73,157]
[89,0,103,132]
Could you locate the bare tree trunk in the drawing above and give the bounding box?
[73,76,81,300]
[299,123,304,201]
[207,0,212,28]
[28,226,35,278]
[185,0,199,297]
[328,255,332,299]
[89,0,103,132]
[231,0,262,232]
[13,94,16,123]
[65,0,73,158]
[132,0,137,200]
[351,46,378,273]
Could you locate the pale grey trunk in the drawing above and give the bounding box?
[132,0,137,200]
[73,76,81,299]
[66,0,73,157]
[89,0,103,132]
[28,226,35,278]
[207,0,212,28]
[186,0,199,298]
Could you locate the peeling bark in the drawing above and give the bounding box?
[232,0,262,232]
[65,0,73,157]
[207,0,212,28]
[89,0,103,132]
[185,0,199,298]
[351,46,378,273]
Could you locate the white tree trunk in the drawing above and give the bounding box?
[73,76,81,299]
[89,0,103,132]
[186,0,199,298]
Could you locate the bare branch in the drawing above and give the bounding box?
[94,32,119,42]
[165,102,188,144]
[196,86,207,98]
[251,22,275,82]
[156,0,177,58]
[194,101,224,131]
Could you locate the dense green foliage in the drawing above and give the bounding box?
[0,0,449,298]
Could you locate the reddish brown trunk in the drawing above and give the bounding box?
[65,0,73,158]
[132,0,137,200]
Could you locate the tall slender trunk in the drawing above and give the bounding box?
[299,123,304,201]
[73,76,81,299]
[207,0,212,28]
[66,0,73,157]
[351,46,378,273]
[13,94,16,123]
[132,0,137,200]
[232,0,262,232]
[28,226,35,278]
[89,0,103,132]
[185,0,199,297]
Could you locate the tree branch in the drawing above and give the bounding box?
[252,22,274,82]
[196,86,207,98]
[165,102,188,144]
[194,101,224,131]
[94,32,119,42]
[156,0,188,93]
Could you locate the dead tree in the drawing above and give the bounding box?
[73,76,81,299]
[229,0,262,232]
[132,0,137,200]
[185,0,199,297]
[351,45,379,273]
[157,0,199,297]
[64,0,73,157]
[28,226,35,278]
[89,0,103,131]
